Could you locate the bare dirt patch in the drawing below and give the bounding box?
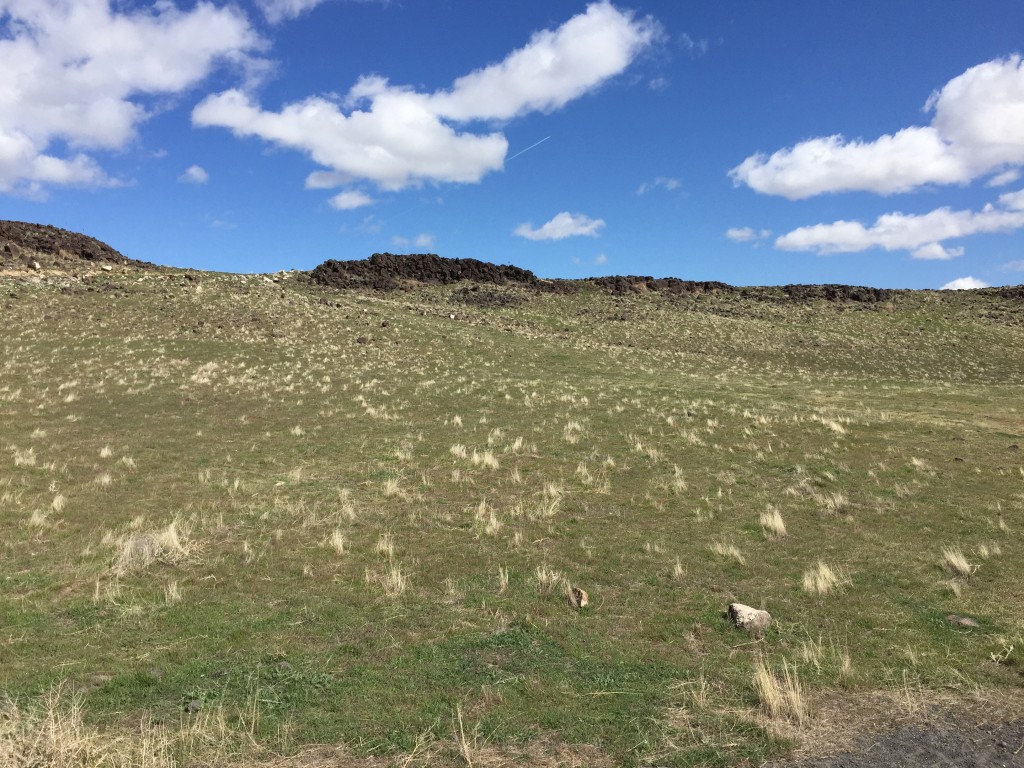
[766,691,1024,767]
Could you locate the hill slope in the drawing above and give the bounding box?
[1,229,1023,767]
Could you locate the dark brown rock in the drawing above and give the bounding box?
[0,220,150,271]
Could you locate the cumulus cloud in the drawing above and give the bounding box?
[635,176,680,195]
[731,55,1024,199]
[726,226,771,243]
[0,0,263,196]
[515,212,605,241]
[179,165,209,184]
[775,187,1024,258]
[910,243,964,260]
[329,189,374,210]
[194,2,658,197]
[941,276,990,290]
[427,3,659,121]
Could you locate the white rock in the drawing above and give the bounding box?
[728,602,772,637]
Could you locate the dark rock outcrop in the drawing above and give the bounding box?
[0,220,148,270]
[311,252,544,291]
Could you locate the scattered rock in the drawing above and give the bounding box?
[29,260,40,271]
[946,614,981,628]
[275,660,294,672]
[727,602,772,638]
[101,264,113,272]
[568,586,589,609]
[356,335,369,344]
[185,699,202,713]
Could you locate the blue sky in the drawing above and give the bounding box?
[2,0,1023,288]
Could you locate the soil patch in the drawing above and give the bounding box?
[772,717,1024,767]
[765,690,1024,768]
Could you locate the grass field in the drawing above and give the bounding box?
[1,264,1022,766]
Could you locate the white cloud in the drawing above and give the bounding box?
[1002,259,1024,272]
[987,168,1021,187]
[329,189,375,210]
[256,0,328,23]
[910,243,964,260]
[679,32,709,57]
[941,276,990,290]
[515,212,605,241]
[594,253,608,265]
[391,232,435,249]
[726,226,771,243]
[179,165,209,184]
[427,3,659,122]
[194,2,657,193]
[731,56,1024,199]
[775,187,1024,258]
[0,0,263,196]
[635,176,680,195]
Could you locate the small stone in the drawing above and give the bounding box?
[356,335,369,344]
[568,586,589,609]
[101,264,113,272]
[946,614,980,628]
[381,320,390,328]
[275,660,294,672]
[727,603,772,638]
[29,260,41,271]
[185,699,202,713]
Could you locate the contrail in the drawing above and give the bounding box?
[507,135,550,161]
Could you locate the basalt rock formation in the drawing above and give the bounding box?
[0,221,148,271]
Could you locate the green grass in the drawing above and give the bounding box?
[1,266,1023,766]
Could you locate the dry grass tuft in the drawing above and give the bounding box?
[802,561,850,595]
[709,541,745,565]
[753,657,807,726]
[113,520,190,575]
[760,506,787,539]
[0,687,173,768]
[534,564,566,595]
[365,562,409,597]
[327,529,347,555]
[942,546,975,581]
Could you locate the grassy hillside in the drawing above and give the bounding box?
[2,264,1022,766]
